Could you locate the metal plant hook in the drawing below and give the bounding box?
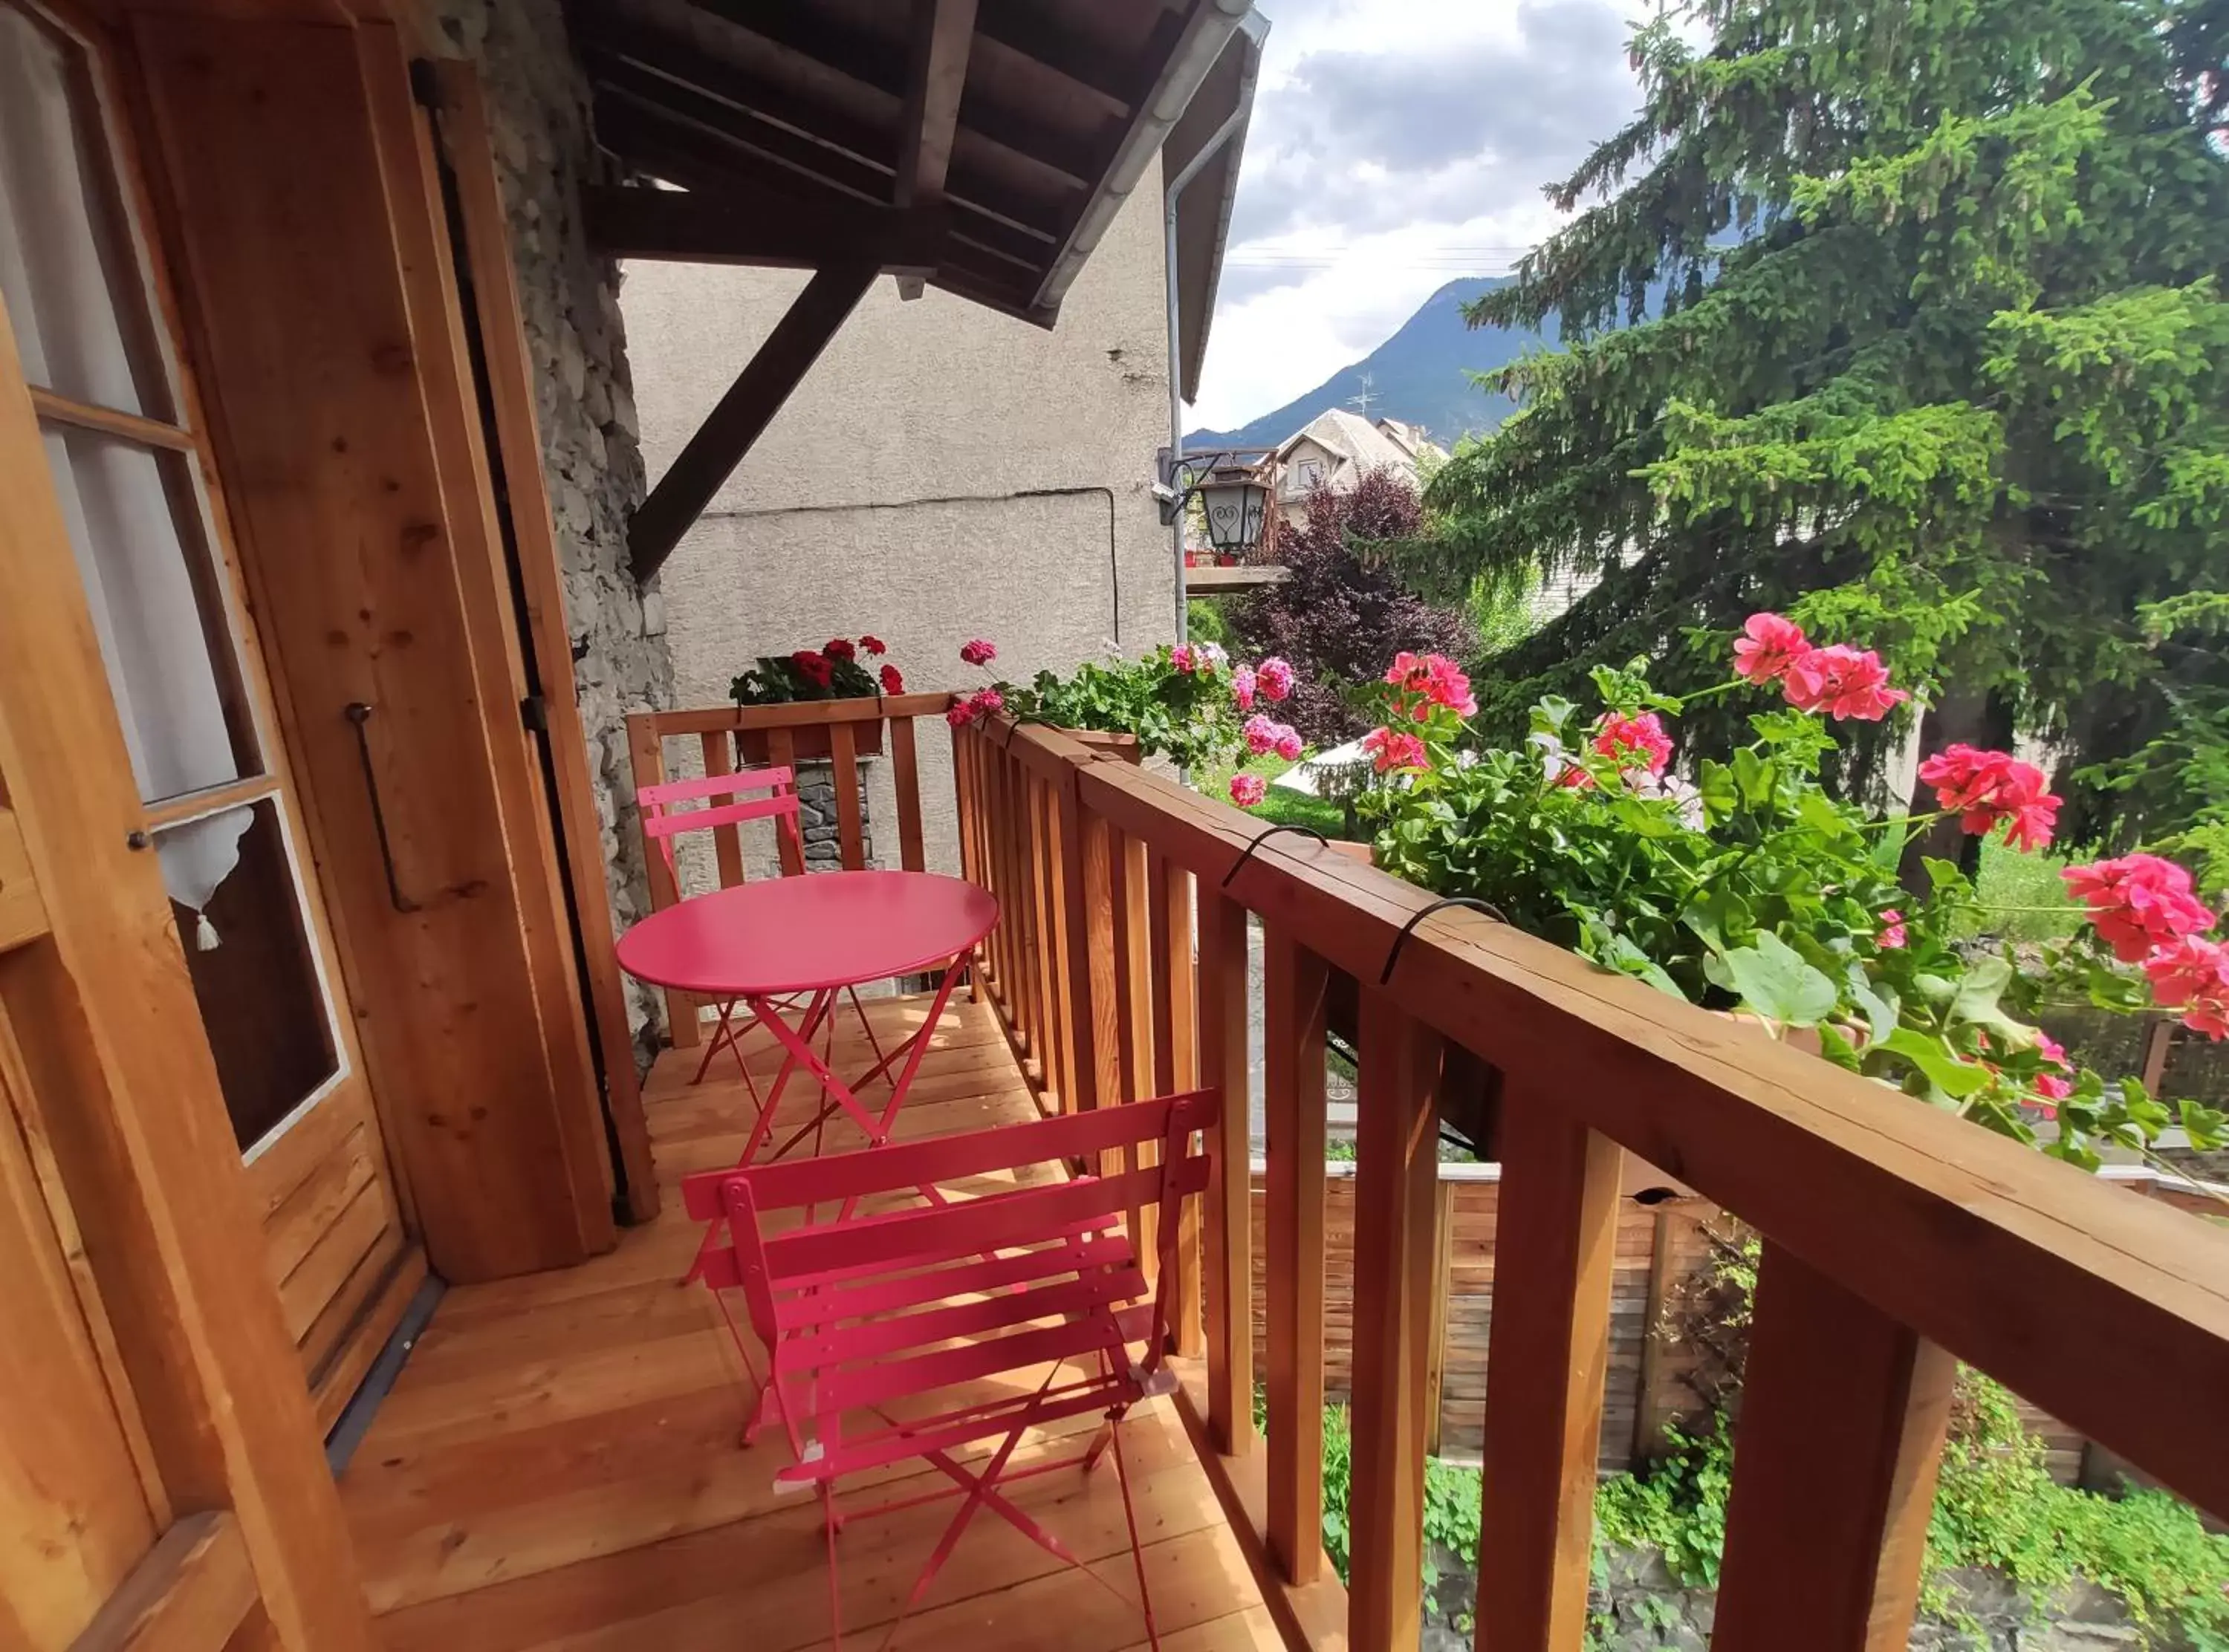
[1219,822,1328,889]
[1001,712,1054,751]
[1378,896,1508,986]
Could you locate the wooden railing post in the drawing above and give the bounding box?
[889,715,927,873]
[1347,990,1447,1650]
[1149,851,1204,1356]
[1052,772,1103,1117]
[1476,1086,1623,1650]
[1197,886,1253,1454]
[624,714,698,1048]
[828,721,866,871]
[766,728,805,877]
[1262,926,1329,1586]
[1711,1243,1956,1652]
[1078,803,1123,1128]
[698,732,745,888]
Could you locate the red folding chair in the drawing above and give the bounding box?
[637,765,889,1088]
[683,1090,1216,1651]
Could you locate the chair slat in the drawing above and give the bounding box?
[762,1158,1208,1280]
[811,1302,1143,1416]
[684,1087,1216,1217]
[638,765,794,806]
[780,1264,1149,1371]
[774,1228,1133,1327]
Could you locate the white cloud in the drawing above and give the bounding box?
[1189,0,1644,432]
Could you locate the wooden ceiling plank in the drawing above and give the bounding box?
[628,263,877,583]
[583,183,948,274]
[680,0,1098,186]
[591,57,895,206]
[973,0,1140,111]
[895,0,979,208]
[582,19,895,184]
[588,45,1065,258]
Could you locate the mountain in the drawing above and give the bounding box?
[1186,275,1558,455]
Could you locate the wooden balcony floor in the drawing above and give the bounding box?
[339,993,1274,1651]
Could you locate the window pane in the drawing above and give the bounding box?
[42,424,256,801]
[161,801,339,1151]
[0,8,168,416]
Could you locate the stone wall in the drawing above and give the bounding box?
[428,0,674,1050]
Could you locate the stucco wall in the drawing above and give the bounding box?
[432,0,673,1050]
[622,164,1175,879]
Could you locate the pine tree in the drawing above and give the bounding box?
[1424,0,2229,866]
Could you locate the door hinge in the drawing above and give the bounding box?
[520,695,549,734]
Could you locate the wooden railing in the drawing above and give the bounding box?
[952,715,2229,1652]
[624,693,950,1044]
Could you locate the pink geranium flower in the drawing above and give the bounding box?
[1231,665,1257,712]
[2031,1030,2074,1101]
[1383,651,1476,715]
[1877,909,1907,949]
[1229,773,1268,807]
[1242,714,1280,756]
[1733,613,1809,684]
[1592,711,1673,776]
[1781,645,1909,721]
[1256,657,1295,703]
[959,637,997,666]
[2142,934,2229,1040]
[2061,853,2216,963]
[1361,726,1427,773]
[1273,726,1304,761]
[1916,745,2062,851]
[1171,643,1195,673]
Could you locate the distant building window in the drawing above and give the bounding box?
[1296,458,1326,491]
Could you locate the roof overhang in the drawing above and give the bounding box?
[1162,10,1267,403]
[578,0,1260,328]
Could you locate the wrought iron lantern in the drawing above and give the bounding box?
[1195,464,1269,558]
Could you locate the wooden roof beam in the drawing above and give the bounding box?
[585,184,949,274]
[629,263,876,583]
[895,0,978,208]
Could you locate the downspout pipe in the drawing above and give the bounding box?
[1163,8,1267,643]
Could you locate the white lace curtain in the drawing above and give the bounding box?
[0,12,250,937]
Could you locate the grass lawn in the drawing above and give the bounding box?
[1198,752,1360,841]
[1968,840,2083,943]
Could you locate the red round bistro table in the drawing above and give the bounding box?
[617,870,999,1173]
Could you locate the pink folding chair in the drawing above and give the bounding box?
[683,1090,1217,1651]
[637,765,888,1089]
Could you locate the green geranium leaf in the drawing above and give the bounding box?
[1880,1027,1993,1099]
[1719,933,1839,1027]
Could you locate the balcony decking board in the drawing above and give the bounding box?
[340,995,1271,1650]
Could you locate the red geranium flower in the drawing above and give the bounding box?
[959,638,997,667]
[1732,612,1808,684]
[791,649,834,689]
[2060,853,2215,963]
[1360,726,1427,773]
[824,637,857,662]
[2142,934,2229,1041]
[879,663,905,695]
[1781,644,1908,721]
[860,635,887,656]
[1592,711,1672,776]
[1916,745,2061,851]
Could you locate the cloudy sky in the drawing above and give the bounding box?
[1187,0,1649,432]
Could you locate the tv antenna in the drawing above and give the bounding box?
[1346,373,1378,418]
